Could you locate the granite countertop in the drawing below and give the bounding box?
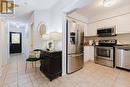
[84,45,94,46]
[115,44,130,49]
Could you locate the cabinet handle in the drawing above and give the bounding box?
[124,49,130,51]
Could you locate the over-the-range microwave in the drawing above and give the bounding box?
[97,27,116,37]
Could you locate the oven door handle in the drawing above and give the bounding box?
[95,56,113,61]
[95,47,113,49]
[123,49,130,51]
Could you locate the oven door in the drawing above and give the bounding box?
[95,46,114,61]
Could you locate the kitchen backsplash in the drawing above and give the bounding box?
[84,33,130,45]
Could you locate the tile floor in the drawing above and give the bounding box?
[0,54,130,87]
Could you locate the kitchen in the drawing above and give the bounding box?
[67,0,130,73]
[1,0,130,87]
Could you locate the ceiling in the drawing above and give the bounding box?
[76,0,130,18]
[9,0,130,23]
[13,0,88,23]
[11,0,61,22]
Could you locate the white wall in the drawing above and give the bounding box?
[25,13,35,57]
[0,19,3,76]
[33,10,63,50]
[33,10,52,50]
[68,12,88,23]
[9,23,27,54]
[24,25,29,58]
[0,19,9,76]
[51,9,63,32]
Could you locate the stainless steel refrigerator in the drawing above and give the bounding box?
[66,20,84,74]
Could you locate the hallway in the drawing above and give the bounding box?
[1,54,130,87]
[0,54,46,87]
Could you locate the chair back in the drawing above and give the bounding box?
[29,51,41,58]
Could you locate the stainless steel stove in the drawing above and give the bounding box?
[94,39,117,67]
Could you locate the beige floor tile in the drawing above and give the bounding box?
[39,83,49,87]
[18,77,31,86]
[18,82,33,87]
[113,83,130,87]
[4,77,17,85]
[1,54,130,87]
[3,82,17,87]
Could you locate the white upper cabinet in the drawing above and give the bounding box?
[115,14,130,34]
[85,13,130,36]
[100,13,130,34]
[85,23,97,36]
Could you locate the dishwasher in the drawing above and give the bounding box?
[115,47,130,70]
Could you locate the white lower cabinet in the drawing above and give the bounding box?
[84,46,94,62]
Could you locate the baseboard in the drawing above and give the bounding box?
[88,59,94,62]
[0,67,2,77]
[62,72,67,76]
[84,59,94,64]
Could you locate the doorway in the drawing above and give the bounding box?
[10,32,22,53]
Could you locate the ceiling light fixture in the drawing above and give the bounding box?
[103,0,115,7]
[24,2,28,5]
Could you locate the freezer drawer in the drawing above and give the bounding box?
[67,53,84,74]
[116,48,130,70]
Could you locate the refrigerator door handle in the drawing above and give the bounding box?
[77,30,79,46]
[70,53,83,57]
[74,30,78,53]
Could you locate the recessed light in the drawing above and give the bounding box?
[24,2,28,5]
[103,0,115,7]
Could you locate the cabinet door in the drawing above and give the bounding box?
[85,13,130,35]
[84,46,94,62]
[116,14,130,34]
[85,24,97,36]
